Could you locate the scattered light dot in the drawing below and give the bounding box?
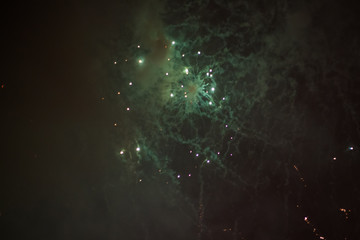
[189,150,192,153]
[129,82,133,86]
[136,147,140,152]
[138,59,143,63]
[117,91,121,95]
[211,87,215,92]
[168,58,170,61]
[124,59,128,62]
[217,152,220,155]
[165,72,169,76]
[139,179,142,182]
[230,153,233,156]
[222,97,226,100]
[196,153,199,157]
[197,51,201,55]
[171,41,175,45]
[184,95,188,98]
[181,85,184,88]
[333,157,336,160]
[114,61,117,64]
[206,160,210,163]
[185,68,189,74]
[188,173,191,177]
[209,69,212,72]
[120,150,124,155]
[209,101,213,105]
[158,169,162,173]
[1,84,4,89]
[210,74,213,77]
[349,146,354,150]
[182,54,185,57]
[113,123,117,127]
[126,107,130,111]
[101,97,105,100]
[170,93,174,97]
[206,72,209,76]
[225,124,228,128]
[137,45,140,48]
[177,174,181,179]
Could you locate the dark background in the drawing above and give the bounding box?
[1,0,360,239]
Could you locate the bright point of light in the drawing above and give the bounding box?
[209,101,212,105]
[185,68,189,74]
[168,58,170,61]
[181,85,184,88]
[165,72,169,76]
[136,147,140,152]
[222,97,226,100]
[182,54,185,57]
[129,82,133,86]
[137,45,140,48]
[349,146,354,150]
[117,91,121,95]
[114,61,117,64]
[138,59,143,63]
[188,173,191,177]
[225,124,228,128]
[210,74,213,77]
[217,152,220,155]
[171,41,175,45]
[206,160,210,163]
[126,107,130,111]
[206,72,209,76]
[139,179,142,182]
[211,87,215,92]
[197,51,201,55]
[333,157,336,160]
[120,150,124,155]
[177,174,181,179]
[170,93,174,97]
[184,95,188,98]
[196,153,199,157]
[209,69,212,72]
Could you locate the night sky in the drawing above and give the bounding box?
[1,0,360,239]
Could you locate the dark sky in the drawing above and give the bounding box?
[1,1,360,239]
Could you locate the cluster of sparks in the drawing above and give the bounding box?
[109,40,237,180]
